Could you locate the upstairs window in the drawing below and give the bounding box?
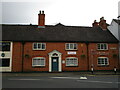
[97,43,108,50]
[0,42,11,51]
[33,43,46,50]
[32,57,45,66]
[66,57,78,66]
[66,43,77,50]
[98,57,109,66]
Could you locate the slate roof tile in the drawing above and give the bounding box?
[1,24,118,43]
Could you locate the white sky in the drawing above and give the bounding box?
[1,0,120,26]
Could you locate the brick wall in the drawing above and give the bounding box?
[88,43,119,71]
[12,42,119,72]
[23,42,88,72]
[12,42,23,72]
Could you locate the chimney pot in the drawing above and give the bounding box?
[42,11,44,14]
[100,17,104,21]
[39,10,41,14]
[92,20,99,27]
[94,20,97,22]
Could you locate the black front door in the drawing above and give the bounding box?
[52,57,59,72]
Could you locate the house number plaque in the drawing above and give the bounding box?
[67,52,76,54]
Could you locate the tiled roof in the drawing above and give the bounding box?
[1,23,118,43]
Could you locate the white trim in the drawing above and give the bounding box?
[48,50,62,72]
[49,56,52,72]
[38,26,45,28]
[10,42,13,71]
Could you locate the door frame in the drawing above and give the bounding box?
[48,50,62,72]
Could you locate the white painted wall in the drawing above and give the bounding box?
[108,20,119,40]
[0,42,13,72]
[118,25,120,42]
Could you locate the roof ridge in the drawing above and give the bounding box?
[1,24,37,26]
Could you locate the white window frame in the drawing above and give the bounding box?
[65,43,78,50]
[32,57,45,66]
[97,43,108,50]
[97,57,109,66]
[66,57,78,66]
[33,43,46,50]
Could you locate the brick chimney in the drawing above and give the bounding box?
[92,20,99,27]
[38,10,45,28]
[99,17,107,30]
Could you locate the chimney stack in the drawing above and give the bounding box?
[92,20,99,27]
[92,17,107,30]
[38,10,45,28]
[99,17,107,30]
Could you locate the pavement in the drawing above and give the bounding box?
[1,71,120,77]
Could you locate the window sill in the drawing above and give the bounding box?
[32,66,46,68]
[65,50,78,51]
[33,49,46,51]
[65,66,78,67]
[0,66,10,67]
[97,49,108,51]
[0,51,11,52]
[97,65,109,67]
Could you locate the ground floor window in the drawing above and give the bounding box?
[66,57,78,66]
[32,57,45,66]
[98,57,109,66]
[0,58,10,67]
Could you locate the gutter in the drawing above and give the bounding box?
[86,42,89,71]
[21,42,25,72]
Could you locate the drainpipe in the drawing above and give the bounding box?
[86,42,89,71]
[21,41,25,72]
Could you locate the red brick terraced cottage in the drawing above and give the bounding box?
[0,11,119,72]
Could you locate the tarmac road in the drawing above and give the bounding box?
[2,73,120,88]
